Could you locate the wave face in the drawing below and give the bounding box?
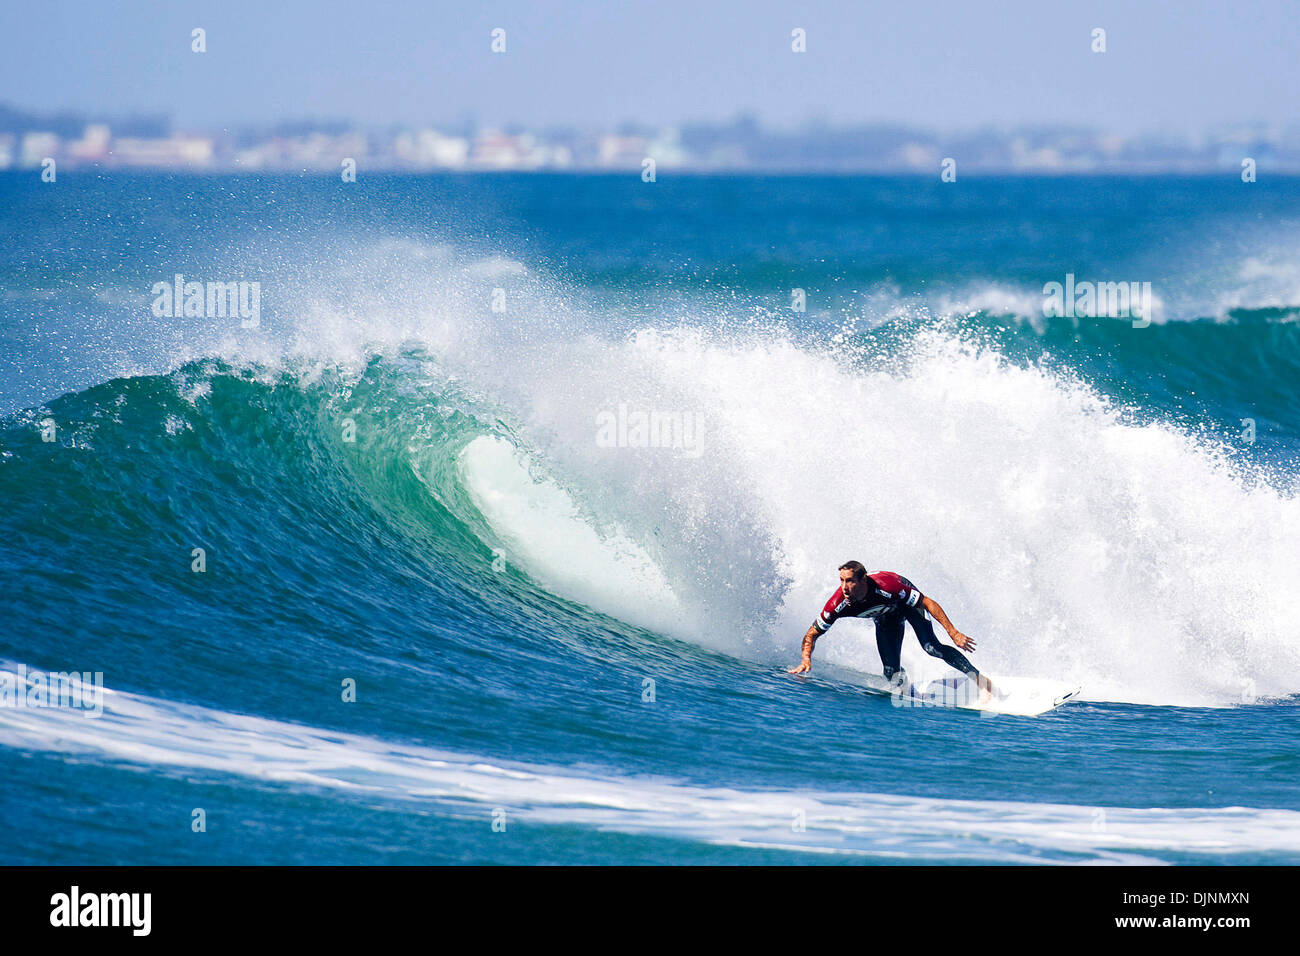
[1,172,1299,864]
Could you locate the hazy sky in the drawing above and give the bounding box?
[2,0,1296,135]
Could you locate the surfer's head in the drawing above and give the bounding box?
[838,561,870,600]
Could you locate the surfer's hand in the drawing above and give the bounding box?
[788,661,811,675]
[951,632,976,651]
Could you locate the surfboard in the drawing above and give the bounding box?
[807,666,1081,716]
[863,674,1079,716]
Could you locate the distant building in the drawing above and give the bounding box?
[67,124,111,164]
[112,135,213,168]
[1,104,1297,173]
[596,134,647,168]
[394,129,470,169]
[1009,137,1066,171]
[20,131,59,168]
[471,131,559,170]
[897,142,941,171]
[645,128,688,168]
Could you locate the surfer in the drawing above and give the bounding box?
[788,561,995,700]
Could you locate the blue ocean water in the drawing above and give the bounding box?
[1,172,1298,864]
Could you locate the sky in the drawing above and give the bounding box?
[1,0,1297,135]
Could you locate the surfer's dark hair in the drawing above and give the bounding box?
[838,560,867,580]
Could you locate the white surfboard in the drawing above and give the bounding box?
[812,667,1080,716]
[864,674,1080,716]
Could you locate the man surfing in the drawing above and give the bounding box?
[788,561,995,701]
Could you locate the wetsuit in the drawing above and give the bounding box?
[812,572,979,684]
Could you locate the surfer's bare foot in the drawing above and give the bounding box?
[976,673,995,704]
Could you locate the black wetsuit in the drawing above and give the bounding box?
[875,603,979,684]
[812,571,979,683]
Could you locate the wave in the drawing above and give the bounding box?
[418,317,1300,707]
[930,239,1300,326]
[2,660,1294,864]
[4,240,1299,710]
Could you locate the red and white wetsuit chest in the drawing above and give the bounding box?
[812,572,923,632]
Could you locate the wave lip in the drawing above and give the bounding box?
[2,661,1295,864]
[458,434,688,635]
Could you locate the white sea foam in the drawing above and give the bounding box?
[1,661,1292,863]
[1212,255,1300,318]
[439,311,1300,707]
[936,282,1169,326]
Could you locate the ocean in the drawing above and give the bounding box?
[1,171,1298,864]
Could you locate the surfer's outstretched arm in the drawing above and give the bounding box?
[788,624,822,674]
[916,597,995,698]
[920,596,974,650]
